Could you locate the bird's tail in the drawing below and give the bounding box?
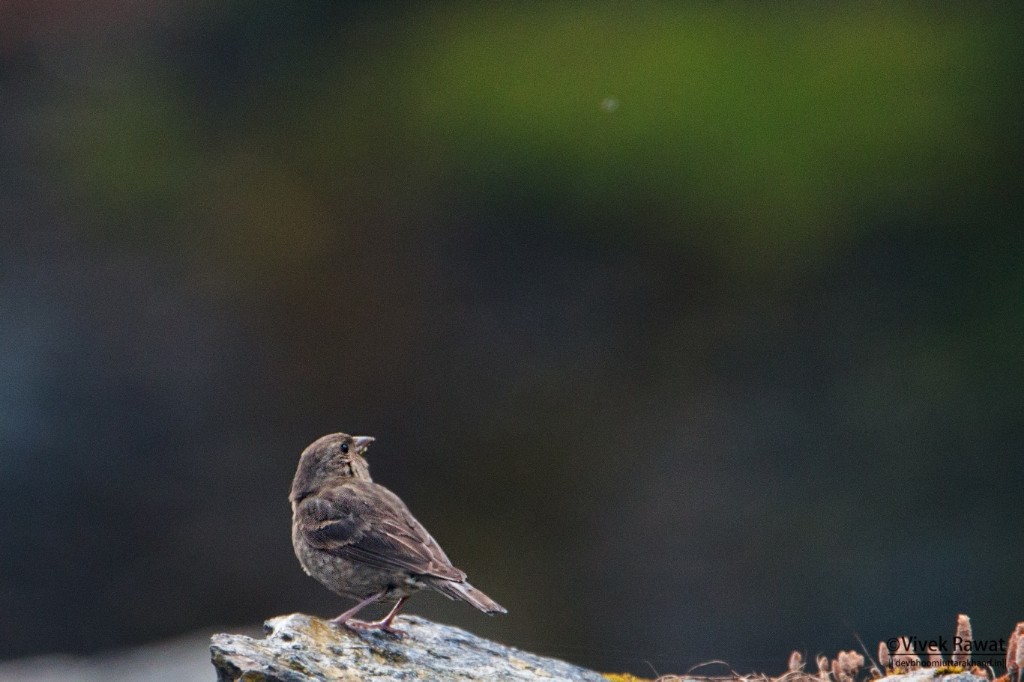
[430,579,507,614]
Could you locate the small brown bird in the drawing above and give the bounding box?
[289,432,506,634]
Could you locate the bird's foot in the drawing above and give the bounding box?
[343,618,404,637]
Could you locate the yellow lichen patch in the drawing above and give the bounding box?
[303,616,341,644]
[603,673,653,682]
[932,665,966,675]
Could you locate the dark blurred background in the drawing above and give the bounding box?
[1,1,1022,676]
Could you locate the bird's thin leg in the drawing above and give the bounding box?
[330,590,386,627]
[345,596,409,636]
[377,596,409,630]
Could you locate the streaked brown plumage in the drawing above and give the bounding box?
[289,432,506,634]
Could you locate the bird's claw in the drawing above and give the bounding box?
[342,618,405,638]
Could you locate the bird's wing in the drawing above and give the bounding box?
[297,482,466,582]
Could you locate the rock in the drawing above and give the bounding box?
[210,613,608,681]
[882,671,988,682]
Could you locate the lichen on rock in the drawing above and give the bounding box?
[210,613,607,681]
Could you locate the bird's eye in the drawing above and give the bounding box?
[340,442,349,454]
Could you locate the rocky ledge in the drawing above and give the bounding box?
[210,613,607,681]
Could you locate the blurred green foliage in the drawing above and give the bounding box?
[46,3,1022,271]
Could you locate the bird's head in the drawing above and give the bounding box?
[289,432,374,502]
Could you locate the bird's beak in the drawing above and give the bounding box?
[352,435,375,454]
